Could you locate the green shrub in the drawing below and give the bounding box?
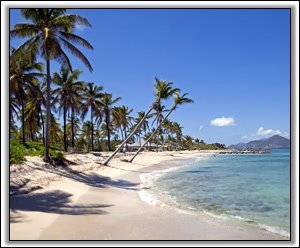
[50,150,64,160]
[25,141,45,156]
[10,139,65,165]
[10,140,26,164]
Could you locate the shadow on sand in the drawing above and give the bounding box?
[10,190,113,218]
[23,165,140,192]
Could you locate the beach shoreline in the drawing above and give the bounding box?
[10,150,288,240]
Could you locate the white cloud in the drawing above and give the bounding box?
[211,117,236,127]
[241,127,290,141]
[199,125,204,130]
[256,127,281,137]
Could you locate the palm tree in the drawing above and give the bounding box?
[150,104,167,152]
[128,91,193,162]
[53,67,85,152]
[99,94,121,151]
[172,122,183,148]
[134,111,150,147]
[183,135,194,150]
[24,82,45,142]
[79,121,93,151]
[161,119,173,151]
[81,82,104,151]
[67,116,81,147]
[113,105,133,147]
[10,56,44,144]
[136,111,150,136]
[10,9,93,161]
[102,77,178,165]
[49,114,63,145]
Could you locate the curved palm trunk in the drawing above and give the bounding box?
[128,107,175,163]
[63,105,67,152]
[102,106,154,165]
[91,106,94,151]
[44,58,51,162]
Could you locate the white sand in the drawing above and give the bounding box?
[10,150,287,240]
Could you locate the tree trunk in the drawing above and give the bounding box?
[71,107,75,147]
[40,110,45,145]
[91,106,94,151]
[120,128,124,141]
[106,112,111,151]
[139,134,141,147]
[21,95,25,145]
[129,107,175,163]
[30,122,34,141]
[102,105,154,165]
[9,88,12,139]
[156,119,159,153]
[63,105,67,152]
[124,126,128,149]
[44,58,51,162]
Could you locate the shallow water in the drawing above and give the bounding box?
[140,149,290,237]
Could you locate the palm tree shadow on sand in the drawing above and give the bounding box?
[19,164,140,193]
[10,190,113,222]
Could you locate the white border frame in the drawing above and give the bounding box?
[1,1,299,247]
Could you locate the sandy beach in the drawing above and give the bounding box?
[10,151,288,240]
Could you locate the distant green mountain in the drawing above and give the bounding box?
[228,135,290,150]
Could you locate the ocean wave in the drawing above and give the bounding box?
[138,155,213,210]
[258,224,290,238]
[202,211,290,238]
[139,166,185,207]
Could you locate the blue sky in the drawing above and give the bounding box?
[10,9,290,145]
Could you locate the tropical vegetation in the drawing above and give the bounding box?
[9,8,226,165]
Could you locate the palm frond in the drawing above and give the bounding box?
[10,24,39,38]
[59,37,93,72]
[20,9,41,23]
[59,32,93,50]
[51,14,92,28]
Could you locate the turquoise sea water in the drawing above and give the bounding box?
[144,149,290,237]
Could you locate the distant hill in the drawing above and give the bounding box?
[228,135,290,150]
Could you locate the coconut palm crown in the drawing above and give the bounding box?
[10,9,93,161]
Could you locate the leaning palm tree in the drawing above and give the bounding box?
[81,82,104,151]
[52,67,85,152]
[10,9,93,161]
[102,77,178,165]
[128,91,193,163]
[99,93,121,151]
